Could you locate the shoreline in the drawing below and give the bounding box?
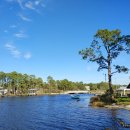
[104,104,130,110]
[1,90,92,97]
[2,93,130,111]
[0,92,67,98]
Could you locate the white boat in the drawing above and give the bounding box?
[71,94,80,99]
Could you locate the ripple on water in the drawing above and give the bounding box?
[0,95,130,130]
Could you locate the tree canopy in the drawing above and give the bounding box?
[0,71,88,95]
[79,29,130,94]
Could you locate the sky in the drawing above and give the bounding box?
[0,0,130,85]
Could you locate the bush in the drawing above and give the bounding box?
[116,97,130,105]
[90,96,100,103]
[100,94,116,104]
[90,90,117,107]
[92,101,105,107]
[90,96,104,107]
[99,89,117,104]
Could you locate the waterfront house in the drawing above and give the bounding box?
[85,86,90,91]
[0,87,7,96]
[116,84,130,97]
[28,88,38,96]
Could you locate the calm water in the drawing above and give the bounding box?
[0,94,130,130]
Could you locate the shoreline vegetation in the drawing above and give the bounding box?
[0,71,118,97]
[0,71,87,96]
[0,71,130,111]
[90,93,130,111]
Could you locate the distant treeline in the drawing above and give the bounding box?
[0,71,119,95]
[87,82,119,91]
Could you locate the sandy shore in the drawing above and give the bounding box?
[104,104,130,110]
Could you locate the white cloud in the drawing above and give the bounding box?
[17,0,24,9]
[5,43,32,59]
[35,0,41,6]
[6,0,46,15]
[6,0,24,9]
[5,43,21,58]
[24,0,46,13]
[18,13,32,22]
[24,52,32,59]
[35,0,45,7]
[14,31,27,38]
[6,0,46,9]
[25,1,35,10]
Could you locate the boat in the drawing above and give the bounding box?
[71,94,80,99]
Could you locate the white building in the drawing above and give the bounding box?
[0,87,7,96]
[116,84,130,97]
[28,88,38,96]
[85,86,90,91]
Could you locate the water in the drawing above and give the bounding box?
[0,94,130,130]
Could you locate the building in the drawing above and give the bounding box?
[116,84,130,97]
[0,87,7,97]
[28,88,38,96]
[85,86,90,91]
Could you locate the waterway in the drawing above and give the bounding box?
[0,94,130,130]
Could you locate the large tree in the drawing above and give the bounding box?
[79,29,130,95]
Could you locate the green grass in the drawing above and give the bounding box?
[117,97,130,102]
[116,97,130,105]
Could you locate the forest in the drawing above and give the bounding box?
[0,71,119,95]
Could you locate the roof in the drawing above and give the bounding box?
[127,83,130,88]
[117,86,130,91]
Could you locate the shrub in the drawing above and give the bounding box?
[90,96,100,103]
[90,96,104,107]
[92,101,105,107]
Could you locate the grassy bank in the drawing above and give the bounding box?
[90,93,130,110]
[116,97,130,105]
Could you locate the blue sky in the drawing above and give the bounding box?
[0,0,130,84]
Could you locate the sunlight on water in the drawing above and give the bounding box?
[0,94,130,130]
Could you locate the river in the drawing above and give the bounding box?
[0,94,130,130]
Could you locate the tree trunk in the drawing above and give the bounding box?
[108,53,113,95]
[108,69,113,94]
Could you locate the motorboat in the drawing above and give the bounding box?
[71,94,80,99]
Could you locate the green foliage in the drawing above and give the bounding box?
[116,97,130,102]
[90,96,105,107]
[100,93,116,104]
[90,96,100,103]
[116,97,130,105]
[90,92,116,106]
[87,82,119,91]
[0,71,88,95]
[0,71,121,96]
[79,29,130,95]
[97,82,109,90]
[0,71,44,95]
[47,76,57,92]
[56,79,86,91]
[87,83,98,90]
[79,29,130,72]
